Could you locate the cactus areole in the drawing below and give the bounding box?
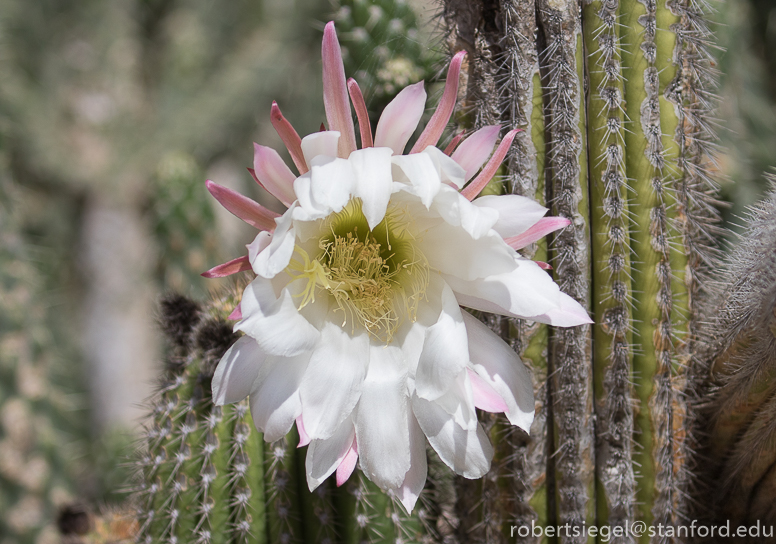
[202,21,591,512]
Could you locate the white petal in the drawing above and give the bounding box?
[415,279,469,401]
[309,156,356,214]
[526,291,592,326]
[212,335,266,405]
[451,125,500,182]
[391,153,441,208]
[350,147,394,229]
[301,131,340,164]
[251,206,296,278]
[431,185,499,239]
[306,417,356,491]
[472,195,548,239]
[430,372,478,431]
[444,257,561,318]
[412,392,493,479]
[418,224,516,281]
[236,277,320,357]
[396,412,427,513]
[355,343,410,490]
[247,231,272,264]
[374,82,427,155]
[249,352,310,442]
[293,173,329,222]
[461,312,535,432]
[299,318,369,440]
[422,145,466,189]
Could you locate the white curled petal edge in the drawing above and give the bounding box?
[461,311,535,432]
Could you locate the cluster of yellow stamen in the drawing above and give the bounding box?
[288,199,429,342]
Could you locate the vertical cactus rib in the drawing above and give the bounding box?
[501,1,553,537]
[583,0,637,535]
[666,0,721,532]
[536,1,595,540]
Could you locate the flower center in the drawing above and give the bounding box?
[290,199,429,342]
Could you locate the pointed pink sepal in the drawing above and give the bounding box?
[535,261,553,270]
[206,180,279,231]
[468,369,509,413]
[505,217,571,250]
[335,437,358,487]
[452,125,501,181]
[460,129,520,200]
[253,143,297,207]
[296,415,311,448]
[348,78,373,148]
[444,132,464,155]
[322,22,357,158]
[270,102,308,174]
[228,303,243,320]
[201,255,252,278]
[410,50,466,154]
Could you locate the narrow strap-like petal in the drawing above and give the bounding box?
[505,217,571,250]
[201,255,252,278]
[535,261,553,270]
[444,132,464,155]
[460,129,520,200]
[374,81,426,155]
[206,179,279,231]
[270,101,308,174]
[253,143,297,206]
[452,125,501,181]
[347,78,373,148]
[322,22,357,158]
[410,50,466,154]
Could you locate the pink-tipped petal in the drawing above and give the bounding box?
[201,255,252,278]
[535,261,553,270]
[460,129,520,200]
[253,143,297,207]
[297,415,311,448]
[347,79,373,149]
[322,22,357,158]
[467,368,509,413]
[228,303,243,320]
[270,102,308,174]
[505,217,572,250]
[410,51,466,154]
[452,125,501,181]
[374,81,427,155]
[336,438,358,487]
[444,132,464,155]
[206,180,280,231]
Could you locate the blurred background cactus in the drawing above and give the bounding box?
[2,0,776,541]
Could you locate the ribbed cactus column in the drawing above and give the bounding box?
[584,0,637,536]
[536,1,596,539]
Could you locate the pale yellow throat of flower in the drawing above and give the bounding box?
[288,199,429,343]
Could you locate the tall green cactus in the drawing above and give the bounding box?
[0,165,85,544]
[441,0,720,540]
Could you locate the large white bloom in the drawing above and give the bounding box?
[203,22,591,512]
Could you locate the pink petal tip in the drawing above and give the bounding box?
[460,129,520,200]
[335,438,359,487]
[201,255,252,278]
[505,216,571,250]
